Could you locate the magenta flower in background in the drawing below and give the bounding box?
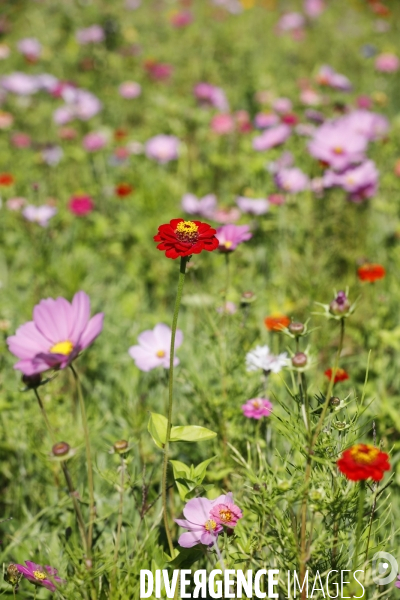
[252,124,291,151]
[118,81,142,99]
[144,60,173,82]
[211,113,235,135]
[145,134,180,163]
[41,145,63,166]
[316,65,352,91]
[210,493,243,527]
[194,82,229,111]
[11,132,31,148]
[216,224,252,252]
[254,112,279,129]
[277,12,305,32]
[356,95,372,110]
[1,72,41,95]
[308,121,367,171]
[181,193,217,219]
[242,398,273,420]
[175,497,223,548]
[341,110,389,141]
[300,88,322,106]
[375,53,399,72]
[54,87,102,124]
[17,38,41,61]
[128,323,183,372]
[7,291,103,376]
[82,131,107,152]
[69,194,94,215]
[76,25,105,44]
[170,10,193,27]
[212,207,241,224]
[268,193,286,205]
[22,205,57,227]
[15,561,66,592]
[272,97,292,114]
[236,196,269,215]
[216,301,237,315]
[275,167,309,193]
[267,150,294,174]
[303,0,325,18]
[7,197,26,211]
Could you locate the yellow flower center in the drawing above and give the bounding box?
[204,519,217,531]
[252,400,262,409]
[33,571,46,581]
[156,350,166,358]
[224,241,233,249]
[333,146,344,154]
[175,220,199,243]
[350,444,379,465]
[50,340,74,355]
[218,509,233,523]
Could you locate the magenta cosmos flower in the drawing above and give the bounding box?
[253,124,291,151]
[145,135,180,164]
[242,398,273,419]
[316,65,352,91]
[128,323,183,372]
[7,291,104,376]
[193,83,229,112]
[216,224,252,252]
[275,167,309,193]
[209,493,243,528]
[15,561,66,592]
[69,194,94,215]
[339,160,379,203]
[340,110,389,142]
[82,131,107,152]
[308,121,367,171]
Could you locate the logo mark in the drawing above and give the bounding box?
[372,551,398,585]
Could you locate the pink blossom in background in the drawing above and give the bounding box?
[341,110,389,141]
[144,60,173,81]
[267,150,294,174]
[11,132,31,148]
[308,120,367,171]
[277,12,305,32]
[254,112,279,129]
[76,25,105,45]
[53,87,102,123]
[375,53,399,72]
[82,131,107,152]
[7,291,104,376]
[275,167,309,193]
[0,111,13,129]
[1,72,41,95]
[305,109,324,123]
[242,398,273,419]
[17,38,42,61]
[272,97,292,114]
[303,0,325,18]
[194,82,229,111]
[145,134,180,163]
[128,323,183,372]
[339,160,379,202]
[235,110,252,133]
[169,10,193,27]
[268,193,286,205]
[181,193,217,219]
[356,95,372,109]
[295,123,316,136]
[41,145,63,166]
[216,301,237,315]
[6,197,26,211]
[252,124,291,151]
[300,88,322,106]
[211,113,235,134]
[316,65,352,91]
[175,497,223,548]
[118,81,142,99]
[216,224,252,252]
[22,205,57,227]
[0,44,10,60]
[69,194,94,215]
[210,493,243,527]
[236,196,269,215]
[212,207,241,224]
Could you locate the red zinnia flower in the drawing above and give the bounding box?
[324,367,349,383]
[115,183,133,197]
[337,444,390,482]
[357,263,386,283]
[114,129,128,141]
[0,173,14,186]
[264,314,290,331]
[154,218,218,259]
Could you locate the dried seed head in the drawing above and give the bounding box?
[291,352,308,368]
[113,439,129,454]
[288,321,305,335]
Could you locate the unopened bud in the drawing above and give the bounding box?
[4,564,21,587]
[22,373,42,389]
[292,352,307,368]
[113,439,129,454]
[334,421,347,431]
[329,291,351,316]
[52,442,70,457]
[85,558,93,570]
[240,291,256,304]
[288,321,305,335]
[330,396,341,407]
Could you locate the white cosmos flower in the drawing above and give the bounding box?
[246,345,288,374]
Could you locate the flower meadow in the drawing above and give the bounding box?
[1,0,400,598]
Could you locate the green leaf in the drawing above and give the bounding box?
[169,460,191,479]
[148,413,168,449]
[193,456,216,480]
[168,546,204,569]
[170,425,217,443]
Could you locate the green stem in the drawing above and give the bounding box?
[34,389,56,444]
[364,482,378,564]
[112,456,125,584]
[354,481,366,569]
[70,365,95,558]
[162,256,188,556]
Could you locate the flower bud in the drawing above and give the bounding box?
[292,352,307,368]
[52,442,70,457]
[334,421,347,431]
[113,439,129,454]
[4,564,21,587]
[240,291,256,305]
[329,291,351,316]
[22,373,42,389]
[330,396,341,407]
[288,321,304,335]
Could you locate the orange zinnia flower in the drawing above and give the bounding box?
[264,314,290,331]
[115,183,133,197]
[357,263,385,283]
[0,173,14,186]
[325,367,349,383]
[337,444,390,482]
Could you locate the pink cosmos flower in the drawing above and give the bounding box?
[6,197,26,211]
[82,131,107,152]
[235,110,252,133]
[209,493,243,527]
[69,194,94,215]
[267,150,294,174]
[316,65,352,91]
[277,12,305,32]
[118,81,142,99]
[175,497,223,548]
[308,121,367,171]
[275,167,309,193]
[242,398,273,420]
[216,224,252,251]
[17,38,41,61]
[1,72,41,95]
[128,323,183,372]
[216,301,237,315]
[252,124,291,151]
[15,561,66,592]
[76,25,105,45]
[212,207,241,224]
[303,0,325,18]
[144,60,173,81]
[338,160,379,203]
[194,83,229,111]
[375,53,399,73]
[7,291,104,376]
[254,112,279,129]
[145,134,180,163]
[300,88,322,106]
[268,193,286,205]
[181,193,217,219]
[340,110,389,141]
[170,10,193,27]
[272,97,292,114]
[22,205,57,227]
[11,132,31,148]
[211,113,235,135]
[236,196,269,215]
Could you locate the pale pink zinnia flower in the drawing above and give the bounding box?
[242,398,273,420]
[375,53,399,73]
[209,493,243,527]
[216,224,252,252]
[76,25,105,45]
[118,81,142,99]
[211,113,235,135]
[128,323,183,372]
[7,291,104,375]
[17,38,42,61]
[82,131,107,152]
[145,134,180,163]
